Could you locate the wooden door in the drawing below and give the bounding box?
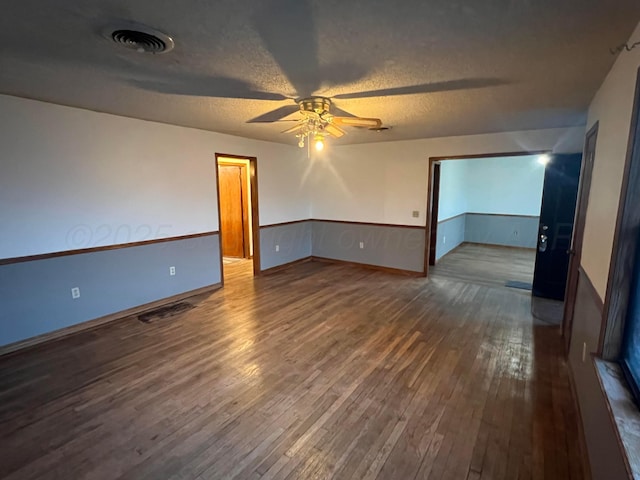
[218,165,246,258]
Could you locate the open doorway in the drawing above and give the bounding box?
[215,154,260,281]
[427,152,549,268]
[426,151,581,322]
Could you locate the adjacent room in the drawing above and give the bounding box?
[430,154,546,288]
[1,1,640,479]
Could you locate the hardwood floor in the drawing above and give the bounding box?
[0,251,584,479]
[432,243,536,288]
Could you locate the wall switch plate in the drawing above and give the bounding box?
[359,241,364,249]
[275,245,279,252]
[169,266,176,276]
[582,342,587,362]
[71,287,80,299]
[412,210,420,218]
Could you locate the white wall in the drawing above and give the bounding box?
[438,161,467,220]
[582,21,640,298]
[308,152,428,223]
[0,95,310,259]
[311,126,585,226]
[464,155,545,215]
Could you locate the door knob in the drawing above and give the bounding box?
[539,234,548,252]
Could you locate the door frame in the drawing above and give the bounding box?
[428,162,441,266]
[562,122,599,351]
[217,161,251,258]
[215,153,261,278]
[424,150,549,276]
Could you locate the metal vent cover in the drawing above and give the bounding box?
[104,23,174,54]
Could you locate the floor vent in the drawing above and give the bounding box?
[138,302,194,323]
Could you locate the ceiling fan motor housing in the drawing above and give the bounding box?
[298,97,332,115]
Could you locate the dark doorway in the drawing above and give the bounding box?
[532,154,582,301]
[563,124,598,349]
[215,154,261,279]
[428,162,441,266]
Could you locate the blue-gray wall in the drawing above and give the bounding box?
[435,213,539,261]
[1,219,427,348]
[435,215,466,261]
[0,234,221,347]
[465,213,539,249]
[312,221,425,272]
[260,221,312,270]
[569,270,629,479]
[0,215,538,347]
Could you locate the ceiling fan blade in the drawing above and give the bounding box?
[130,73,288,101]
[324,123,346,138]
[247,105,300,123]
[253,0,320,97]
[331,106,357,118]
[281,123,305,134]
[333,78,509,100]
[332,116,382,128]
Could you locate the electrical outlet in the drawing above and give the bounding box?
[359,241,364,249]
[412,210,420,218]
[275,245,279,252]
[169,266,176,276]
[443,236,446,244]
[71,287,80,299]
[582,342,587,362]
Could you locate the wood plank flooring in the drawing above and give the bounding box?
[0,248,584,479]
[432,243,536,288]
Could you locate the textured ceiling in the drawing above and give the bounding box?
[0,0,638,145]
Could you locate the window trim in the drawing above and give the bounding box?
[600,66,640,372]
[621,359,640,405]
[594,359,640,479]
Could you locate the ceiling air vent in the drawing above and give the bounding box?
[105,23,174,54]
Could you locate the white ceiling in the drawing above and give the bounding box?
[1,0,638,145]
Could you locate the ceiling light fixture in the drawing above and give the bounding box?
[538,154,551,166]
[291,115,329,156]
[282,97,383,156]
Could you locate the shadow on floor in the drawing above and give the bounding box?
[531,296,564,326]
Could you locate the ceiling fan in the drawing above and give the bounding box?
[274,96,382,151]
[125,0,507,148]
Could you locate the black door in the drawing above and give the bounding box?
[532,154,582,300]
